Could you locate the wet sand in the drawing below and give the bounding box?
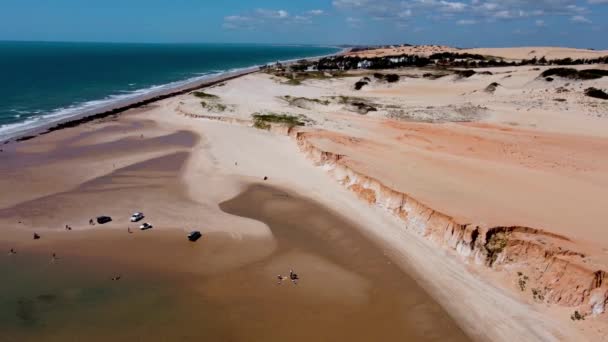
[0,184,468,342]
[0,113,468,341]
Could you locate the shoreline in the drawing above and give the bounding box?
[1,47,347,144]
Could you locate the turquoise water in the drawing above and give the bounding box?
[0,42,339,140]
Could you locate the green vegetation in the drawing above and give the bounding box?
[532,288,545,302]
[517,273,529,291]
[328,95,378,115]
[347,101,377,115]
[354,81,368,90]
[200,101,227,112]
[571,310,585,321]
[485,82,500,93]
[281,95,330,107]
[455,69,476,78]
[423,72,451,80]
[252,112,307,130]
[266,69,346,86]
[485,231,509,266]
[192,91,219,99]
[541,68,608,80]
[585,87,608,100]
[332,95,366,104]
[385,74,400,83]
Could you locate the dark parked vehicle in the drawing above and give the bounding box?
[188,231,202,242]
[139,223,153,231]
[96,216,112,224]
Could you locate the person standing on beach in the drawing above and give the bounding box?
[289,269,299,284]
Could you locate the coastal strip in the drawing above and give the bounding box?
[3,48,347,144]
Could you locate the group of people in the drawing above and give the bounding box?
[7,248,56,263]
[277,269,300,285]
[7,219,126,282]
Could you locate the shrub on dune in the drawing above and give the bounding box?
[354,81,368,90]
[541,68,608,80]
[585,87,608,100]
[385,74,400,83]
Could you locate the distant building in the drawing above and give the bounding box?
[358,60,372,69]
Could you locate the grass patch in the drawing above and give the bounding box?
[252,113,306,130]
[201,101,227,112]
[267,70,346,86]
[330,95,367,105]
[281,95,330,107]
[192,91,219,99]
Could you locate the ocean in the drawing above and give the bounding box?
[0,41,340,140]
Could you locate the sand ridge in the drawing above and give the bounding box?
[348,45,608,61]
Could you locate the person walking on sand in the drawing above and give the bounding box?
[277,275,284,285]
[8,248,16,255]
[89,218,94,226]
[51,253,57,263]
[290,269,299,284]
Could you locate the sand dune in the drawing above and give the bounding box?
[348,45,608,61]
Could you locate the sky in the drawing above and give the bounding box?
[0,0,607,49]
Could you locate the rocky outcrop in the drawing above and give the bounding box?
[292,129,608,316]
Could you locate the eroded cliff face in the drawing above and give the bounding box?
[177,108,608,317]
[291,128,608,317]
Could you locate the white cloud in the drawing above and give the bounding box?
[255,9,289,19]
[535,19,546,26]
[398,9,413,17]
[346,17,363,27]
[457,19,477,25]
[333,0,593,26]
[223,8,326,29]
[307,9,325,16]
[571,15,592,23]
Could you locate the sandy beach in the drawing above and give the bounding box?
[2,45,608,341]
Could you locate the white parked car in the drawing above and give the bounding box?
[140,223,153,230]
[130,212,144,222]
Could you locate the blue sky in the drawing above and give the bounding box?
[0,0,607,48]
